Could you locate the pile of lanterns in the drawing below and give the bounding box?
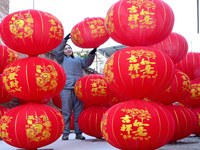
[1,0,200,150]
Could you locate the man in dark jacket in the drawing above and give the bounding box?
[54,33,97,140]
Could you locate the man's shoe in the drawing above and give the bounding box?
[62,134,69,140]
[75,134,85,140]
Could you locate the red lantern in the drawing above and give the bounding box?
[74,74,115,105]
[71,17,110,48]
[2,56,66,103]
[191,107,200,136]
[0,106,9,118]
[101,99,175,150]
[0,9,63,56]
[179,78,200,108]
[52,92,62,109]
[18,98,51,104]
[109,92,132,107]
[148,32,188,64]
[0,45,19,74]
[78,106,108,139]
[0,74,14,104]
[147,69,191,105]
[0,103,64,149]
[165,104,197,143]
[103,46,175,98]
[105,0,174,46]
[175,52,200,79]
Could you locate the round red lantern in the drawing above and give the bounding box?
[71,17,110,48]
[18,98,51,104]
[148,32,188,64]
[165,104,197,143]
[74,74,115,105]
[2,56,66,103]
[0,45,19,74]
[0,103,64,149]
[101,99,175,150]
[103,46,175,98]
[179,78,200,108]
[0,74,14,104]
[191,107,200,136]
[108,92,132,107]
[175,52,200,79]
[78,106,108,139]
[105,0,174,46]
[147,69,191,105]
[0,106,9,118]
[52,92,62,109]
[0,9,64,56]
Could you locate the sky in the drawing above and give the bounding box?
[9,0,200,52]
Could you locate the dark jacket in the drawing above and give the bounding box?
[53,39,95,89]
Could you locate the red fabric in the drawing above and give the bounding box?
[191,107,200,136]
[52,92,62,109]
[0,106,9,118]
[179,78,200,107]
[71,17,110,48]
[74,74,115,105]
[0,45,18,74]
[0,9,64,56]
[105,0,174,46]
[0,103,64,149]
[147,69,191,104]
[2,56,66,103]
[0,74,14,104]
[101,99,175,150]
[78,106,108,139]
[103,46,175,98]
[175,52,200,79]
[148,32,188,64]
[165,104,197,143]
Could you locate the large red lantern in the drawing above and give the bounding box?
[101,99,175,150]
[0,103,64,149]
[147,69,191,105]
[2,56,66,103]
[78,106,108,139]
[148,32,188,64]
[0,106,9,118]
[74,74,115,105]
[0,9,64,56]
[0,45,19,74]
[179,78,200,108]
[103,46,175,98]
[165,104,197,143]
[71,17,110,48]
[105,0,174,46]
[191,107,200,136]
[175,52,200,79]
[0,74,14,104]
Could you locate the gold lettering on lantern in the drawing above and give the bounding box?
[198,113,200,127]
[0,116,13,142]
[6,48,18,63]
[101,112,109,141]
[127,0,156,29]
[86,19,107,38]
[71,28,84,45]
[190,83,200,99]
[26,115,51,142]
[3,66,22,93]
[90,79,107,96]
[179,72,191,92]
[126,49,157,79]
[105,5,115,34]
[103,55,114,83]
[120,108,151,140]
[9,12,34,38]
[35,65,58,91]
[75,81,83,98]
[45,13,63,40]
